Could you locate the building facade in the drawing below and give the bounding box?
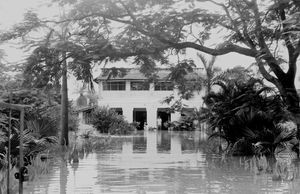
[94,68,205,130]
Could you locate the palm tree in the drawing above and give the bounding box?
[197,53,220,94]
[0,115,57,170]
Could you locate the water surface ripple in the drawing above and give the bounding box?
[24,130,300,194]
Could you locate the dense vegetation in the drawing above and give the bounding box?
[204,78,298,157]
[0,89,80,172]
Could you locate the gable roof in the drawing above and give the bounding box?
[94,68,205,83]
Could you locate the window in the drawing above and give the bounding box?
[130,81,150,90]
[110,108,123,115]
[154,82,173,91]
[102,81,126,90]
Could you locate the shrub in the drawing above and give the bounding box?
[90,106,136,135]
[171,116,195,131]
[203,78,296,156]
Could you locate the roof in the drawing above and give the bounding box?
[94,68,205,83]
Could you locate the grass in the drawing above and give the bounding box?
[0,165,19,194]
[27,153,52,181]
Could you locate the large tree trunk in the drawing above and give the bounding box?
[278,78,300,141]
[60,52,69,146]
[280,80,300,114]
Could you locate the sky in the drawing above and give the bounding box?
[0,0,299,99]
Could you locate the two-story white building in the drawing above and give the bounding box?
[92,68,206,130]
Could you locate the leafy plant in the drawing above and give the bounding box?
[0,113,57,170]
[204,78,296,156]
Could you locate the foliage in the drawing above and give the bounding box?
[204,78,296,156]
[1,0,300,115]
[41,104,79,132]
[90,106,136,135]
[0,89,79,138]
[23,44,94,91]
[0,123,57,170]
[170,117,195,131]
[23,46,61,90]
[44,0,299,113]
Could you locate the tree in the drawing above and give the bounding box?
[0,10,95,146]
[52,0,299,116]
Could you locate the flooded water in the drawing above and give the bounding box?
[23,130,300,194]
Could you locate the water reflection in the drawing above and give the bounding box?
[24,130,300,194]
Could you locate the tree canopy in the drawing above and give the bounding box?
[48,0,299,113]
[1,0,299,114]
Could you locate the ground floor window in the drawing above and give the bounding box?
[110,107,123,115]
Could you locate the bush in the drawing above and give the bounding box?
[203,78,296,156]
[171,116,195,131]
[90,106,136,135]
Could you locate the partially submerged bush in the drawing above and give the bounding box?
[171,116,195,131]
[204,78,297,156]
[90,106,136,135]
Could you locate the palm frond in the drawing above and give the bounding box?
[273,129,297,145]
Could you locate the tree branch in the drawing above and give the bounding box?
[153,35,256,57]
[278,6,296,58]
[256,59,279,85]
[232,0,256,49]
[252,0,286,79]
[286,39,300,79]
[209,0,246,45]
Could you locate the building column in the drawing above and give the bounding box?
[98,81,103,100]
[123,107,133,123]
[171,111,181,122]
[149,83,154,91]
[147,106,156,128]
[125,80,130,91]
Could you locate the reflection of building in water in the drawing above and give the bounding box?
[146,131,158,155]
[157,131,171,153]
[122,138,133,156]
[120,131,205,156]
[170,133,182,156]
[133,136,147,153]
[121,131,184,155]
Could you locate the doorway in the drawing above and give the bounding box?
[157,108,171,130]
[133,108,147,130]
